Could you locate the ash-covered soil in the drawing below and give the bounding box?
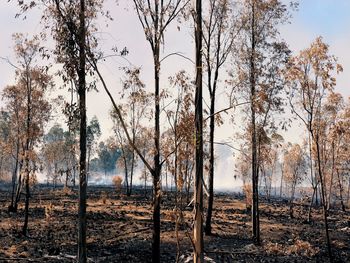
[0,186,349,262]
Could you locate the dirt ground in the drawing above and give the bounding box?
[0,186,349,262]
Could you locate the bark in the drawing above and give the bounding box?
[279,162,283,198]
[22,158,30,236]
[87,145,91,184]
[289,183,296,219]
[335,169,345,212]
[152,21,161,262]
[9,140,20,212]
[250,0,260,245]
[204,91,215,236]
[77,0,87,262]
[22,62,32,236]
[129,151,135,196]
[14,159,24,211]
[314,132,333,261]
[193,0,204,261]
[327,142,335,210]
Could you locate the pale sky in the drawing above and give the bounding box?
[0,0,349,189]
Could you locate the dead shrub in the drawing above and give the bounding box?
[62,186,73,195]
[112,175,123,193]
[286,239,319,258]
[100,191,108,204]
[45,202,54,221]
[264,242,285,255]
[242,183,252,212]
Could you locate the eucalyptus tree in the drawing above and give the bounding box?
[87,116,101,182]
[285,36,343,261]
[193,0,204,261]
[2,34,52,235]
[283,143,306,218]
[111,67,151,196]
[234,0,293,244]
[202,0,238,236]
[85,1,191,261]
[13,0,102,260]
[131,2,190,261]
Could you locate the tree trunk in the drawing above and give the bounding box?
[121,148,129,195]
[9,140,20,212]
[151,30,162,262]
[22,157,30,236]
[279,162,283,198]
[193,0,204,261]
[87,145,91,184]
[336,169,345,212]
[129,150,135,196]
[289,183,296,219]
[22,58,33,236]
[14,160,24,211]
[77,0,87,262]
[307,186,316,223]
[327,142,335,210]
[250,0,260,245]
[205,92,215,236]
[314,133,333,261]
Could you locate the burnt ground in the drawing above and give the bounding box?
[0,186,349,262]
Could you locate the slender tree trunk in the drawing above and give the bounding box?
[77,0,87,261]
[152,33,162,263]
[205,93,215,236]
[22,157,30,236]
[250,0,260,245]
[347,178,350,203]
[307,131,315,221]
[194,1,204,261]
[314,133,333,261]
[307,186,316,223]
[123,155,129,195]
[165,162,168,191]
[22,61,32,236]
[336,169,345,212]
[9,140,20,212]
[279,162,283,198]
[129,151,135,196]
[65,170,69,188]
[87,146,91,184]
[289,183,296,219]
[14,160,24,211]
[327,142,335,210]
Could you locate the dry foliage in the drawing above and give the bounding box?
[112,176,123,193]
[45,202,54,220]
[242,183,252,211]
[62,186,73,195]
[264,240,320,258]
[286,239,320,258]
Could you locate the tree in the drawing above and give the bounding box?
[193,0,204,261]
[202,0,237,236]
[286,36,342,260]
[85,1,190,261]
[2,34,52,235]
[87,116,101,182]
[111,67,151,196]
[283,143,306,218]
[0,111,12,183]
[162,70,194,261]
[97,141,117,178]
[131,2,190,261]
[234,0,293,244]
[42,124,67,187]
